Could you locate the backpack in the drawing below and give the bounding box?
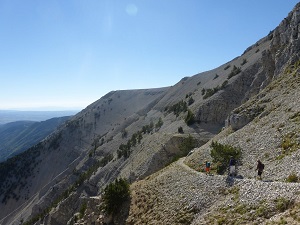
[230,158,236,166]
[206,162,211,167]
[258,162,264,171]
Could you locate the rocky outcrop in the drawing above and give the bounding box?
[271,2,300,76]
[226,104,265,131]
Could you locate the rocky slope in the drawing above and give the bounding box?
[1,2,300,225]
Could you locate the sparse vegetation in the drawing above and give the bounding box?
[202,80,229,100]
[227,65,242,79]
[203,87,220,99]
[275,197,293,212]
[79,201,87,218]
[165,100,188,117]
[284,59,300,79]
[221,80,228,89]
[118,119,163,158]
[155,117,164,129]
[99,153,114,167]
[206,196,295,225]
[185,93,192,98]
[277,132,300,160]
[213,74,219,80]
[188,97,195,106]
[289,112,300,123]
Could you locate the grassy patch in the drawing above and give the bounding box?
[275,197,293,212]
[276,132,300,160]
[286,173,299,183]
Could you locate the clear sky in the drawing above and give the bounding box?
[0,0,299,110]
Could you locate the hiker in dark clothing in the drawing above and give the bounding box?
[229,156,236,176]
[256,160,264,180]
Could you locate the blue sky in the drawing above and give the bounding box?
[0,0,298,110]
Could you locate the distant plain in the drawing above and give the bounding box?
[0,110,78,125]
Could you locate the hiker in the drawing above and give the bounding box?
[229,156,236,176]
[205,161,211,175]
[256,160,264,180]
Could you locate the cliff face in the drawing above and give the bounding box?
[1,3,300,225]
[227,2,300,131]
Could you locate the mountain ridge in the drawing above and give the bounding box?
[0,117,70,162]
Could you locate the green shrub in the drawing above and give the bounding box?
[210,141,242,174]
[185,109,195,126]
[221,80,228,89]
[79,201,87,218]
[185,93,192,98]
[241,58,247,66]
[203,88,214,99]
[178,126,184,134]
[179,135,196,156]
[99,153,113,167]
[188,97,195,106]
[102,178,130,215]
[224,64,231,70]
[203,87,219,99]
[155,117,163,129]
[121,129,128,138]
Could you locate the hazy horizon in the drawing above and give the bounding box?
[0,107,83,111]
[0,109,79,125]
